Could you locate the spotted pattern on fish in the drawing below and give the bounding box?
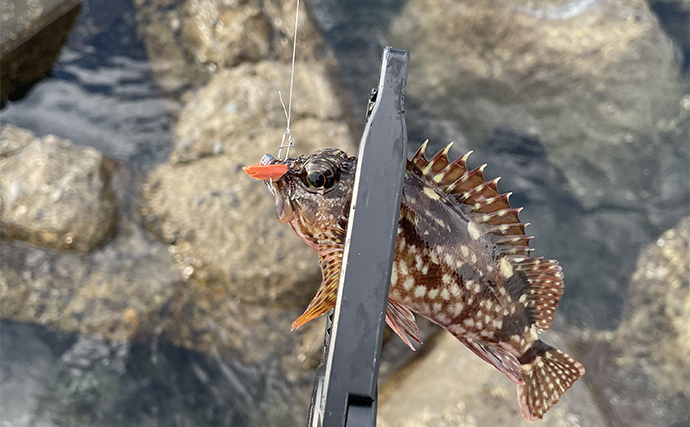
[250,142,584,421]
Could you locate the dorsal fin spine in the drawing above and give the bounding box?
[474,193,512,213]
[479,208,521,224]
[411,142,536,259]
[423,142,454,176]
[458,176,498,204]
[412,139,429,162]
[498,246,534,255]
[449,165,487,195]
[492,235,533,245]
[483,222,530,236]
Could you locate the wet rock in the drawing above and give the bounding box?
[387,0,686,212]
[0,124,118,253]
[0,225,181,342]
[142,117,355,306]
[378,330,606,427]
[0,0,81,101]
[171,60,345,164]
[178,0,326,68]
[0,122,34,157]
[0,212,325,411]
[575,217,689,427]
[134,0,329,96]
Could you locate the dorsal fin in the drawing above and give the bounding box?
[513,258,564,331]
[409,142,532,259]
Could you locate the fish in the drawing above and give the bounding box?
[243,142,585,421]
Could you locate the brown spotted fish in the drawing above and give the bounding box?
[243,142,585,421]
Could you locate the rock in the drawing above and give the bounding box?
[378,331,607,427]
[0,214,326,403]
[0,122,34,157]
[171,60,346,164]
[387,0,686,211]
[133,0,330,97]
[576,216,689,427]
[0,124,118,253]
[0,225,181,342]
[142,117,355,307]
[0,0,178,169]
[0,0,81,101]
[178,0,327,68]
[133,0,211,96]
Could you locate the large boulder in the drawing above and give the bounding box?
[142,116,354,307]
[133,0,330,97]
[386,0,687,209]
[0,226,180,342]
[170,60,347,164]
[577,216,689,427]
[0,124,118,253]
[0,0,80,101]
[308,0,690,326]
[378,330,606,427]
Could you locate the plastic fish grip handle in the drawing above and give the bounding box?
[307,47,409,427]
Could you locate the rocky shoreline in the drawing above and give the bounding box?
[1,0,688,426]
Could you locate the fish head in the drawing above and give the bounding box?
[245,149,356,244]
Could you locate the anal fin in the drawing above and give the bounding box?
[457,336,524,385]
[386,299,423,350]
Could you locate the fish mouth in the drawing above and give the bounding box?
[268,179,295,223]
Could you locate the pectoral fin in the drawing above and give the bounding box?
[291,246,342,330]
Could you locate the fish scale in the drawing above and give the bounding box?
[243,142,585,421]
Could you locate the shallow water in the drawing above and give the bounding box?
[1,319,303,427]
[1,0,175,168]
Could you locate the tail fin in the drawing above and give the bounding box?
[517,340,585,421]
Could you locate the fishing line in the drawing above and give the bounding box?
[277,0,301,161]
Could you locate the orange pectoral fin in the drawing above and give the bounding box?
[291,293,336,331]
[292,246,343,331]
[243,164,288,180]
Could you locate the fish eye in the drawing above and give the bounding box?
[307,170,326,188]
[301,161,338,191]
